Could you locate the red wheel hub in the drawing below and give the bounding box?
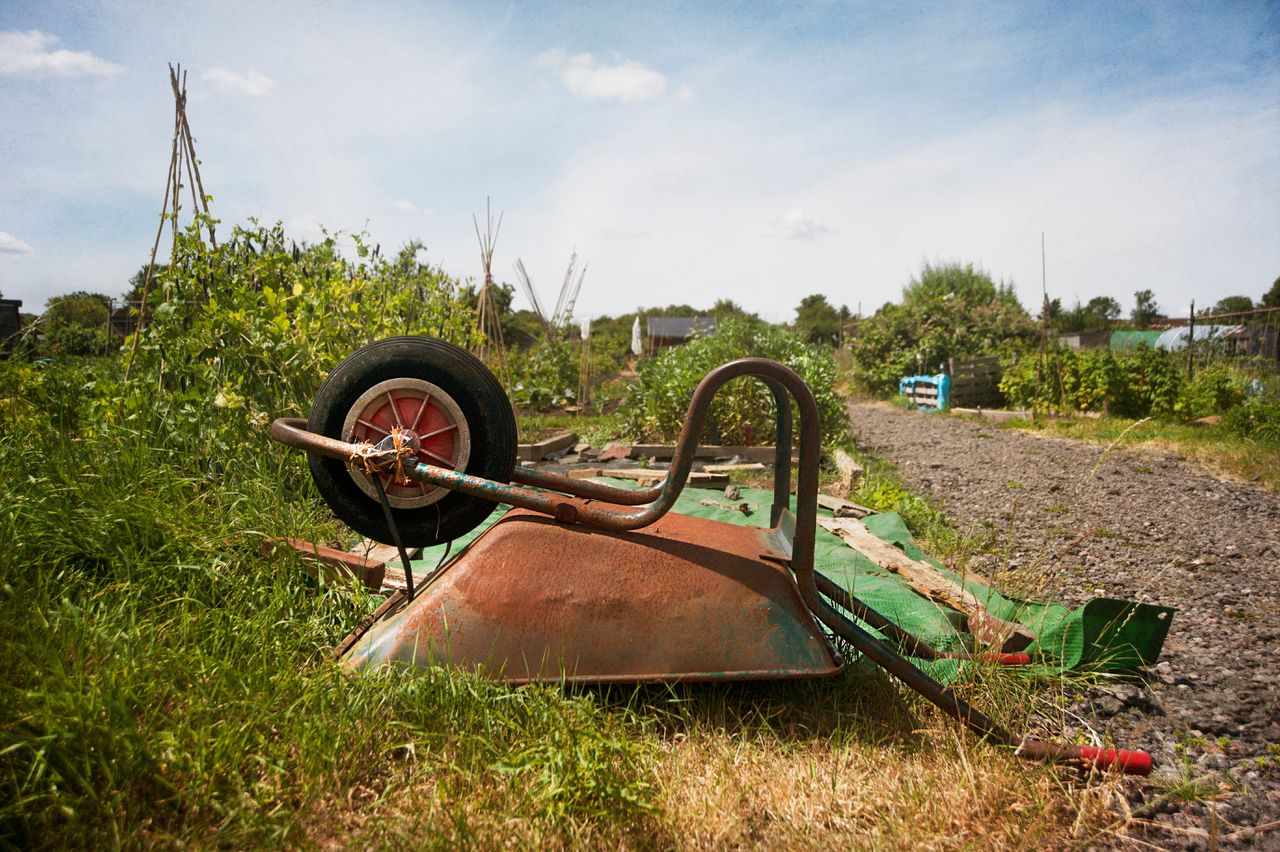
[343,379,471,507]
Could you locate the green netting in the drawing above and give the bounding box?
[1110,329,1164,350]
[410,479,1173,683]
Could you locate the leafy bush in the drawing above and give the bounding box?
[0,359,97,434]
[1113,346,1182,418]
[45,323,107,357]
[848,262,1036,395]
[126,221,478,458]
[1175,365,1247,420]
[1223,399,1280,443]
[1000,349,1122,414]
[509,339,579,410]
[620,318,847,446]
[1001,345,1276,424]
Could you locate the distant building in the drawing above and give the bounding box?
[1057,330,1111,350]
[0,298,21,353]
[644,316,717,354]
[110,304,139,339]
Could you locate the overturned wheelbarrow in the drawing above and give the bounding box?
[272,335,1152,775]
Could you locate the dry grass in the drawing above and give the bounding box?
[1010,415,1280,493]
[655,731,1101,849]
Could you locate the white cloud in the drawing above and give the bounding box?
[674,84,696,101]
[0,231,34,255]
[201,67,276,97]
[538,50,665,102]
[0,30,122,79]
[390,198,417,213]
[770,209,832,240]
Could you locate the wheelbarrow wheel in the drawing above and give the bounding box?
[306,336,517,548]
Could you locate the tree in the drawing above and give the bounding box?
[1086,296,1121,322]
[794,293,841,346]
[1056,296,1121,333]
[846,262,1036,393]
[42,291,112,355]
[1261,277,1280,309]
[1131,290,1159,328]
[1207,295,1253,316]
[710,298,759,323]
[44,291,110,331]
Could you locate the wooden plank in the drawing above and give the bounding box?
[357,538,422,565]
[516,432,578,463]
[567,467,604,479]
[630,444,793,464]
[703,462,766,473]
[606,468,730,487]
[816,517,1036,652]
[833,449,863,495]
[949,377,998,389]
[261,538,385,590]
[817,494,875,518]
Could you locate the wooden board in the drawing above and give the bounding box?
[947,356,1003,408]
[357,538,422,565]
[817,517,1036,652]
[517,432,578,462]
[833,449,863,495]
[817,494,875,518]
[605,468,730,487]
[261,538,385,590]
[630,444,794,464]
[703,462,766,473]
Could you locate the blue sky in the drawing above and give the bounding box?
[1,1,1277,322]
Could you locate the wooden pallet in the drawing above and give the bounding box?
[948,356,1003,408]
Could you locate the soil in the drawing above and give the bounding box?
[848,401,1280,848]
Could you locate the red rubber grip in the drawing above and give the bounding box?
[1077,746,1153,776]
[981,652,1031,666]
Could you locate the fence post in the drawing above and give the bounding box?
[1187,300,1195,381]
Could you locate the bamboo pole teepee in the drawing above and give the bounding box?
[472,199,511,393]
[123,63,215,386]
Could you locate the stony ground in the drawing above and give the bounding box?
[849,401,1280,847]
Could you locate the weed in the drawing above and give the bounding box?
[1011,414,1280,492]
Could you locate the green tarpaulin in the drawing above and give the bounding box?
[408,479,1173,683]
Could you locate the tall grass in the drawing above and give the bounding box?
[0,416,658,846]
[1,360,1129,847]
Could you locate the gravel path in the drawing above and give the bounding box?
[848,401,1280,847]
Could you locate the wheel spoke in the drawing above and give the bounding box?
[419,423,459,440]
[385,391,406,428]
[410,395,431,432]
[357,418,390,436]
[419,448,456,469]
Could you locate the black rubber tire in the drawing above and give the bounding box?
[306,336,517,547]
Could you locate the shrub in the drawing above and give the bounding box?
[1113,346,1181,418]
[620,318,847,447]
[1000,349,1123,414]
[1223,399,1280,443]
[125,221,477,458]
[46,324,107,357]
[848,262,1036,395]
[999,344,1279,425]
[1175,365,1247,420]
[509,339,580,411]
